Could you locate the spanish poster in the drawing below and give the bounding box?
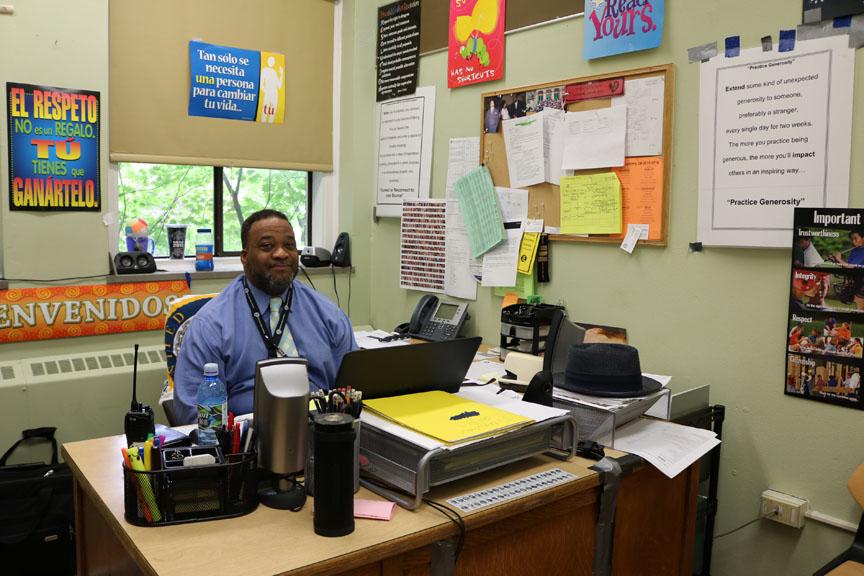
[583,0,664,60]
[7,83,101,211]
[377,0,421,102]
[188,41,285,124]
[786,208,864,409]
[447,0,505,88]
[697,36,854,248]
[0,281,189,343]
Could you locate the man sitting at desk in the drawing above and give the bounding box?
[173,209,357,423]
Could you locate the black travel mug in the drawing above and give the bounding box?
[312,412,355,537]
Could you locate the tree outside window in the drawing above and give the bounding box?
[118,163,309,257]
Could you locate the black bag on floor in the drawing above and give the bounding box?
[0,427,75,576]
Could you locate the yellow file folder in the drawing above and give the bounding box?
[364,391,531,444]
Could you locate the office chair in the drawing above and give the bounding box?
[813,463,864,576]
[161,293,216,426]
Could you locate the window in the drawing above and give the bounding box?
[117,163,310,257]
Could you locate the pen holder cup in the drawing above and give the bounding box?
[305,418,361,495]
[122,450,258,526]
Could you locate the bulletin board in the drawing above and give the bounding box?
[479,64,674,246]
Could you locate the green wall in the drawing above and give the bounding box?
[341,1,864,574]
[0,1,367,460]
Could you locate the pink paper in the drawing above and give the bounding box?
[354,498,397,521]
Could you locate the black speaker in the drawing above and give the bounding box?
[114,251,157,274]
[331,232,350,267]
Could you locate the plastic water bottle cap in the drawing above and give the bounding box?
[203,363,219,376]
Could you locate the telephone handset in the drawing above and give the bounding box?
[398,295,470,342]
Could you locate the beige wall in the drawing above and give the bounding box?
[342,1,864,574]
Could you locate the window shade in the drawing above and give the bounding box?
[109,0,334,171]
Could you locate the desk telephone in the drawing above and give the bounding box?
[396,295,469,342]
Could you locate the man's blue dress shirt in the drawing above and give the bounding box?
[173,275,357,424]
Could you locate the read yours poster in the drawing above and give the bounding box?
[447,0,505,88]
[584,0,664,60]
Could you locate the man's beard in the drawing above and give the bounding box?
[251,269,295,296]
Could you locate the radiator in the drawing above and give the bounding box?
[0,345,167,460]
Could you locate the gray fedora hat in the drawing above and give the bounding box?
[562,343,662,398]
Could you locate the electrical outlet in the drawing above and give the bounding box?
[761,489,808,528]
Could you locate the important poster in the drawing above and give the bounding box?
[7,83,100,211]
[447,0,505,88]
[188,41,285,124]
[377,0,421,102]
[697,36,854,247]
[583,0,664,60]
[786,208,864,409]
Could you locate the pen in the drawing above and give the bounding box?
[243,426,254,453]
[232,422,241,454]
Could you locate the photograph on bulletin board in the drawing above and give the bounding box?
[448,0,505,88]
[785,207,864,409]
[478,64,673,247]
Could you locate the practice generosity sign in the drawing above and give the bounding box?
[0,281,190,344]
[7,83,101,211]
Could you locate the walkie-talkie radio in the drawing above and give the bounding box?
[124,344,155,446]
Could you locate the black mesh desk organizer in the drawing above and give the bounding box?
[122,450,257,526]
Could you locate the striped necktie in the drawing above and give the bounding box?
[269,297,298,357]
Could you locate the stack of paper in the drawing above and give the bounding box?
[364,390,532,444]
[613,418,720,479]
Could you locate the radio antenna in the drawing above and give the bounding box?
[131,344,141,411]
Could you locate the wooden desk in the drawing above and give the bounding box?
[63,434,697,576]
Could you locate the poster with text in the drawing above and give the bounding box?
[698,36,854,247]
[189,41,285,123]
[447,0,505,88]
[7,83,100,211]
[377,0,421,102]
[375,86,436,218]
[584,0,664,60]
[786,207,864,409]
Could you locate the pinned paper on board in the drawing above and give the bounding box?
[502,115,545,188]
[612,157,664,241]
[560,173,623,235]
[454,166,506,258]
[562,106,627,170]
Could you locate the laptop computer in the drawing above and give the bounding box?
[334,337,482,399]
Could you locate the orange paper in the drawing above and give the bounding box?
[611,157,664,241]
[501,292,519,309]
[0,281,190,343]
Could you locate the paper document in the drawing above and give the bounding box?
[493,271,535,299]
[400,200,447,292]
[562,106,626,170]
[503,115,545,188]
[354,330,410,349]
[560,173,623,234]
[446,137,480,197]
[612,76,665,156]
[482,187,528,287]
[464,360,508,384]
[444,200,478,300]
[454,166,506,258]
[542,108,567,185]
[364,390,532,444]
[613,418,721,479]
[612,157,664,241]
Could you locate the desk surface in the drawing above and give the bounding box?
[64,433,617,576]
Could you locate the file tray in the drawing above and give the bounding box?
[359,414,577,510]
[122,450,257,526]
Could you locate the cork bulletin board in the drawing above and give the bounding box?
[480,64,674,246]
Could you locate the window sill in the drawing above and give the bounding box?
[106,258,352,284]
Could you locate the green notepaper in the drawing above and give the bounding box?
[454,166,506,258]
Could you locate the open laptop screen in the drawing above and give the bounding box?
[334,337,482,399]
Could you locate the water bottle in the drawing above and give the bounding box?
[197,363,226,446]
[195,228,214,271]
